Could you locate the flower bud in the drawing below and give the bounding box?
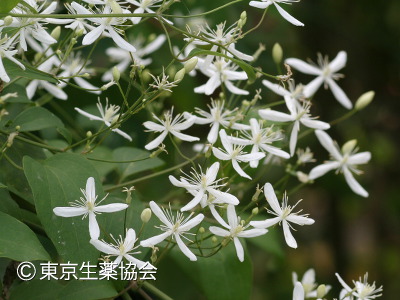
[71,37,77,45]
[110,0,123,14]
[240,11,247,21]
[252,207,259,215]
[56,49,62,57]
[317,284,326,298]
[355,90,374,111]
[141,208,152,223]
[75,28,85,37]
[3,16,13,26]
[112,66,120,82]
[174,68,185,82]
[211,236,218,243]
[342,139,357,154]
[296,171,309,183]
[86,131,93,137]
[34,52,43,63]
[51,26,61,40]
[199,227,205,234]
[184,57,198,73]
[272,43,283,65]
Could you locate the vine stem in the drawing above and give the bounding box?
[142,282,174,300]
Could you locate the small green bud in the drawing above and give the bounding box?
[184,57,198,73]
[272,43,283,65]
[34,52,43,63]
[240,11,247,20]
[317,284,326,298]
[141,69,151,83]
[141,208,152,223]
[148,33,157,42]
[51,26,61,40]
[342,139,357,154]
[211,236,218,243]
[75,28,84,37]
[252,207,259,215]
[237,19,245,29]
[86,131,93,137]
[112,66,120,82]
[4,16,13,26]
[110,0,122,14]
[355,90,374,111]
[71,37,77,45]
[174,68,185,82]
[56,49,62,56]
[199,227,205,234]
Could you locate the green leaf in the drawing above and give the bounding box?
[1,83,31,103]
[84,146,116,178]
[171,242,253,300]
[23,153,106,265]
[0,211,51,261]
[10,280,63,300]
[187,48,257,83]
[247,227,284,257]
[113,147,164,180]
[0,0,23,13]
[12,106,64,132]
[0,188,21,220]
[3,59,58,84]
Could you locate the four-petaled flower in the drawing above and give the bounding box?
[90,228,148,268]
[209,205,267,262]
[250,182,314,248]
[335,273,383,300]
[53,177,128,239]
[309,130,371,197]
[140,201,204,261]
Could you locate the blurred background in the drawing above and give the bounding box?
[57,0,400,298]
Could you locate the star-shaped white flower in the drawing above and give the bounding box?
[128,0,172,25]
[191,100,250,144]
[250,183,314,248]
[249,0,304,27]
[90,228,148,268]
[209,205,267,262]
[335,273,383,300]
[143,109,199,150]
[53,177,128,239]
[169,162,239,211]
[285,51,352,109]
[229,118,290,167]
[212,129,265,179]
[195,58,249,96]
[262,79,306,105]
[140,201,204,261]
[258,97,330,156]
[75,98,132,141]
[293,269,331,299]
[0,35,25,83]
[309,130,371,197]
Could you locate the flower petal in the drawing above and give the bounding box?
[282,220,297,248]
[273,2,304,26]
[264,183,282,214]
[83,25,105,46]
[95,203,128,213]
[175,234,197,261]
[208,189,239,206]
[238,228,268,238]
[53,206,87,217]
[209,226,230,237]
[347,152,371,165]
[140,231,171,247]
[75,107,104,122]
[327,78,352,109]
[90,239,119,255]
[258,109,293,122]
[178,214,204,232]
[145,130,168,150]
[262,79,290,97]
[233,237,244,262]
[309,161,340,180]
[329,51,347,73]
[303,75,324,97]
[89,212,100,240]
[286,215,315,226]
[232,159,251,179]
[285,58,321,76]
[170,130,199,142]
[293,282,305,300]
[315,130,342,161]
[250,217,280,229]
[149,201,172,227]
[107,26,136,52]
[343,167,369,197]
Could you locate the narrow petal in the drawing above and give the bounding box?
[209,205,229,229]
[170,130,199,142]
[125,254,147,269]
[238,228,268,238]
[108,26,136,52]
[74,77,100,94]
[90,239,119,255]
[219,129,233,153]
[205,162,220,185]
[273,2,304,26]
[327,78,352,109]
[86,177,96,202]
[208,189,239,205]
[75,107,104,122]
[140,231,171,247]
[262,79,290,97]
[261,145,290,159]
[233,237,244,262]
[207,122,220,144]
[175,234,197,261]
[343,167,369,197]
[169,176,195,189]
[329,51,347,73]
[250,217,281,229]
[41,81,68,100]
[53,206,87,217]
[209,226,230,237]
[95,203,128,213]
[293,282,305,300]
[300,118,330,130]
[302,269,316,286]
[225,80,249,95]
[249,1,270,9]
[286,215,315,226]
[237,152,265,162]
[89,212,100,240]
[227,204,238,228]
[289,121,300,157]
[180,190,204,211]
[204,74,221,95]
[112,128,132,141]
[179,214,204,231]
[143,121,165,132]
[335,273,353,293]
[264,183,282,214]
[285,58,321,75]
[303,76,324,97]
[232,159,251,179]
[347,152,371,165]
[282,220,297,248]
[212,147,230,161]
[258,109,293,122]
[309,162,340,180]
[315,130,342,161]
[83,25,104,46]
[145,131,168,150]
[149,201,173,227]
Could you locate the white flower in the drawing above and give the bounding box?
[75,98,132,141]
[229,118,290,167]
[149,70,179,92]
[53,177,128,239]
[195,58,249,95]
[212,129,265,179]
[262,79,305,104]
[285,51,352,109]
[191,100,250,144]
[90,228,148,268]
[209,205,267,262]
[258,97,330,156]
[140,201,204,261]
[293,282,305,300]
[71,2,136,52]
[309,130,371,197]
[8,0,58,51]
[250,182,314,248]
[293,269,331,298]
[102,34,166,82]
[128,0,172,25]
[249,0,304,27]
[296,147,315,164]
[143,109,199,150]
[0,35,25,83]
[169,162,239,211]
[335,273,383,300]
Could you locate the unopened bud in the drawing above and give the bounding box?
[296,171,309,183]
[355,90,374,111]
[184,57,198,73]
[342,139,357,154]
[317,284,326,298]
[34,52,43,63]
[86,131,93,137]
[112,66,120,82]
[71,38,77,45]
[252,207,259,215]
[51,26,61,40]
[56,49,62,57]
[3,16,13,26]
[174,68,185,82]
[148,33,156,42]
[237,19,245,29]
[141,69,151,83]
[150,247,158,264]
[110,0,123,14]
[211,236,218,243]
[199,227,205,234]
[141,208,152,223]
[272,43,283,65]
[75,28,84,37]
